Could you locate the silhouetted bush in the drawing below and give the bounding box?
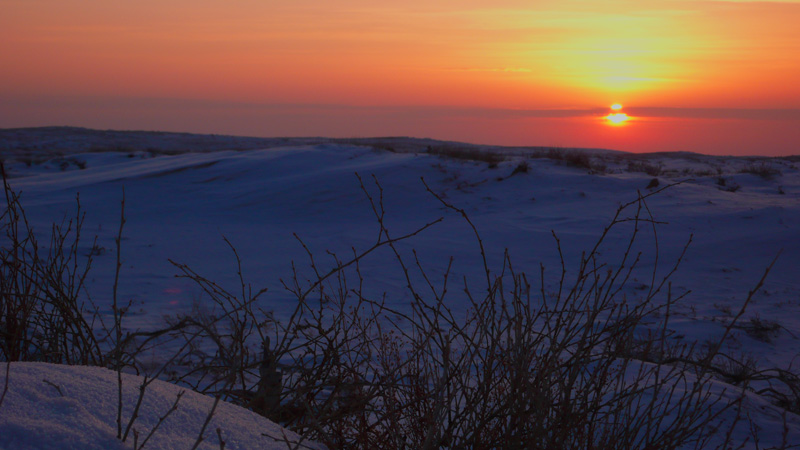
[739,163,781,180]
[627,160,663,176]
[542,148,606,173]
[0,164,102,364]
[427,146,506,165]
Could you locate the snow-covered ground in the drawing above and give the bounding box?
[1,128,799,448]
[0,362,320,450]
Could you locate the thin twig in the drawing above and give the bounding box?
[190,395,222,450]
[136,390,185,450]
[42,378,64,397]
[114,187,126,439]
[0,363,10,410]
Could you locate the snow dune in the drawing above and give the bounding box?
[0,362,319,450]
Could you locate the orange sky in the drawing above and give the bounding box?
[2,0,799,155]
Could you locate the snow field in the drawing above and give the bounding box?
[1,134,799,448]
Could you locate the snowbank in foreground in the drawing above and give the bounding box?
[0,362,320,450]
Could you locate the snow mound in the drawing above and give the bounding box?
[0,362,319,450]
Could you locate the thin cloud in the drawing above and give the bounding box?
[4,95,799,122]
[627,107,800,120]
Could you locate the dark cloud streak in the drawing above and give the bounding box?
[3,94,799,122]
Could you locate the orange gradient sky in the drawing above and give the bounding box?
[2,0,799,155]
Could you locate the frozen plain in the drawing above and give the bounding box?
[1,128,799,448]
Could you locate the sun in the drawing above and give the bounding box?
[605,112,629,125]
[604,103,629,125]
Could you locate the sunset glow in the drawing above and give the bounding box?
[1,1,799,155]
[606,113,630,126]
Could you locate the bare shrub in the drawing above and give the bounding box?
[692,169,717,177]
[427,145,505,166]
[739,163,781,180]
[627,160,663,176]
[545,148,606,173]
[163,177,792,449]
[163,239,271,397]
[0,163,102,365]
[561,149,593,169]
[738,315,782,343]
[717,177,741,192]
[0,166,231,448]
[510,160,530,176]
[88,145,137,153]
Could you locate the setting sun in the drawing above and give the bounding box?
[605,113,630,125]
[605,103,629,125]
